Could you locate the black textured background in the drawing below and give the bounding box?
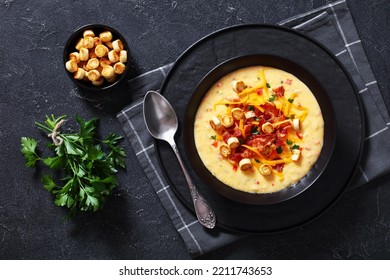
[0,0,389,259]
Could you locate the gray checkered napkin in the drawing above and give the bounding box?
[117,0,390,258]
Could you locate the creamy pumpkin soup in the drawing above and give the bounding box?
[194,66,324,194]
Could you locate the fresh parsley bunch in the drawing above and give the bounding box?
[20,115,126,218]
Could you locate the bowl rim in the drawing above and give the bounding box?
[183,53,337,205]
[63,23,129,91]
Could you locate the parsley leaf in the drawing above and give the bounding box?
[251,126,259,135]
[292,144,300,150]
[43,156,65,169]
[42,175,56,191]
[276,146,283,154]
[268,94,276,102]
[103,132,126,169]
[20,137,40,167]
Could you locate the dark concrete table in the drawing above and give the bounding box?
[1,0,389,259]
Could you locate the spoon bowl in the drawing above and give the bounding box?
[143,90,216,229]
[142,91,178,141]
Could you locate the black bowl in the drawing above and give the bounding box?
[63,24,129,91]
[183,54,336,205]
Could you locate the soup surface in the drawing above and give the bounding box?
[194,66,324,193]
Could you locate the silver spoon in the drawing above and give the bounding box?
[143,90,216,229]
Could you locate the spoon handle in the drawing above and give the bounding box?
[170,141,216,229]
